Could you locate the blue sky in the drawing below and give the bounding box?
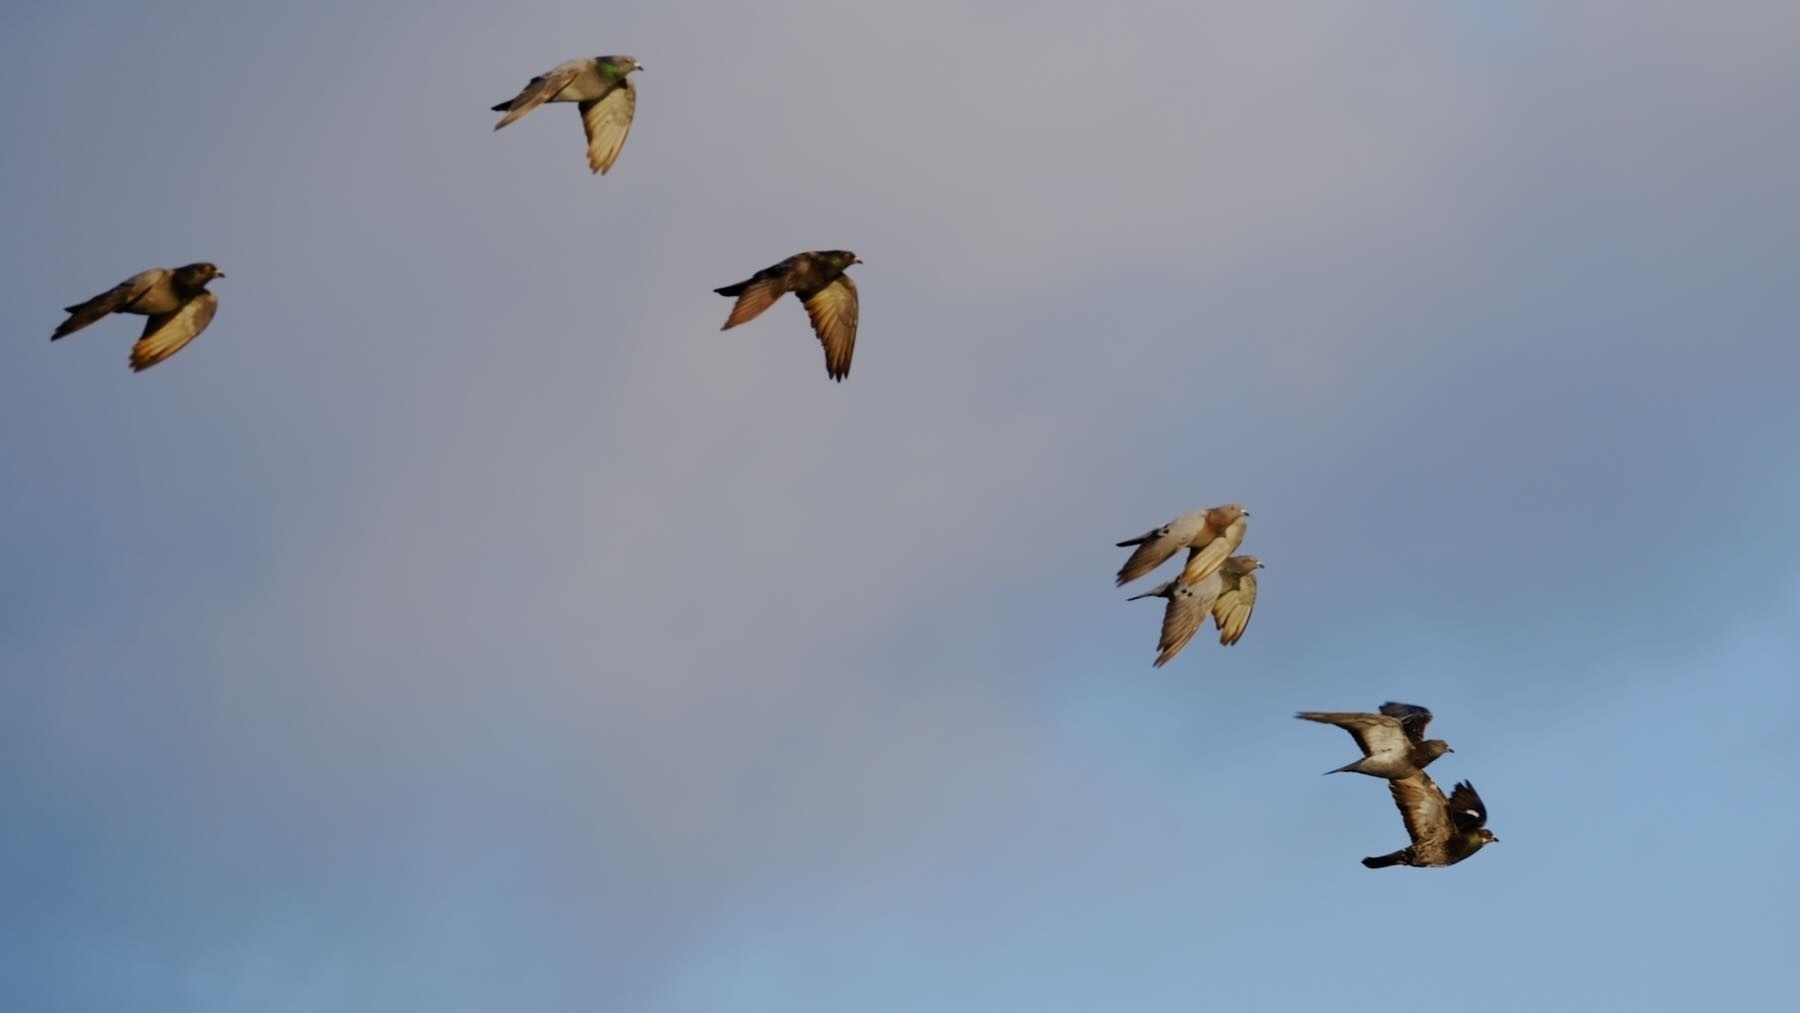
[2,2,1798,1011]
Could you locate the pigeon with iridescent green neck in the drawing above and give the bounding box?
[491,55,643,174]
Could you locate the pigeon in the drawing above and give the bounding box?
[1295,701,1451,778]
[1113,504,1248,587]
[1360,775,1498,869]
[491,55,643,174]
[50,263,225,372]
[714,251,862,382]
[1127,555,1262,667]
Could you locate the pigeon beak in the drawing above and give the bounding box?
[216,271,226,278]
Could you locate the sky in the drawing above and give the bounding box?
[2,2,1798,1010]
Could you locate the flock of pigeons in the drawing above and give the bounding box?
[46,50,1495,871]
[1113,504,1499,869]
[47,55,863,381]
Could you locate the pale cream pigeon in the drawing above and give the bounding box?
[1113,504,1248,587]
[1127,555,1262,667]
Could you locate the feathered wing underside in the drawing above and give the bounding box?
[801,274,858,381]
[717,273,791,331]
[1115,534,1179,586]
[578,78,635,174]
[1113,512,1204,587]
[1178,515,1247,586]
[1380,702,1435,743]
[130,292,217,372]
[53,269,163,340]
[1151,578,1219,668]
[1385,770,1453,863]
[1211,570,1257,645]
[1297,713,1402,761]
[492,60,586,129]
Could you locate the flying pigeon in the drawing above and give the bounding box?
[1113,504,1248,587]
[714,251,862,382]
[1128,555,1262,667]
[1362,774,1499,869]
[491,55,643,174]
[50,263,225,372]
[1295,701,1451,778]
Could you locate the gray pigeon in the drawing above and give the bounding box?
[491,55,643,174]
[51,263,225,372]
[1295,703,1452,779]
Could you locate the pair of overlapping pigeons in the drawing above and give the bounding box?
[1299,702,1500,869]
[1114,503,1260,668]
[49,54,864,382]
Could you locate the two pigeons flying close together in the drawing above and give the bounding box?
[49,54,864,383]
[1298,702,1500,869]
[1115,503,1259,668]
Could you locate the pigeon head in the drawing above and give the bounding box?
[1223,555,1263,574]
[174,262,225,286]
[1216,503,1248,521]
[820,250,861,270]
[603,55,644,75]
[1420,739,1453,762]
[1476,828,1499,845]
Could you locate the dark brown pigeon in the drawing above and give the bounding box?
[714,251,862,382]
[1362,775,1499,869]
[1295,701,1451,778]
[51,263,225,372]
